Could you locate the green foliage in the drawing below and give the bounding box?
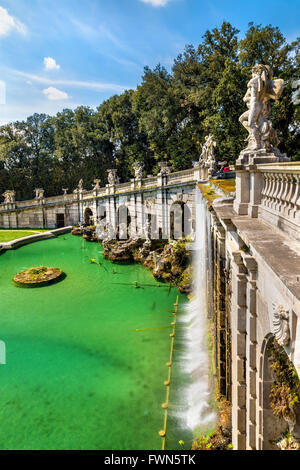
[268,338,300,421]
[0,22,299,200]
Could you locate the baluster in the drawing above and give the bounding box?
[271,174,281,211]
[285,174,295,216]
[290,175,300,219]
[275,174,285,213]
[261,173,269,207]
[280,174,290,215]
[268,174,276,208]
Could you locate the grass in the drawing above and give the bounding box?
[198,183,221,204]
[0,229,49,243]
[210,179,236,195]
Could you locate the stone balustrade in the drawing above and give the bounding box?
[257,163,300,241]
[0,167,198,214]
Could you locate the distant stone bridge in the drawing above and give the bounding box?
[0,167,202,239]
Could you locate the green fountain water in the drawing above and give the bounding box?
[0,234,186,450]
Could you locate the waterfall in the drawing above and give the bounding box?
[180,186,216,433]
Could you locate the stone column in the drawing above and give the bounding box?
[135,192,143,237]
[156,174,164,239]
[233,168,250,216]
[243,256,258,449]
[130,192,137,239]
[248,171,264,218]
[231,252,248,450]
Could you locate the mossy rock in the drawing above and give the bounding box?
[13,266,65,288]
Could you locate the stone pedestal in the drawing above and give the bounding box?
[234,151,290,217]
[131,178,142,190]
[106,184,116,196]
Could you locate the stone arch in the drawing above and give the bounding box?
[259,334,300,449]
[116,205,132,240]
[84,207,94,225]
[169,201,192,239]
[145,199,158,240]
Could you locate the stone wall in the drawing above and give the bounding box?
[209,159,300,450]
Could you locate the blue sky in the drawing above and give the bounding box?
[0,0,299,125]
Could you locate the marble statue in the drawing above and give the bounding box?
[2,190,16,204]
[239,64,284,154]
[197,134,217,177]
[107,169,118,186]
[132,162,144,180]
[205,134,217,163]
[272,302,290,347]
[35,188,44,199]
[200,134,216,164]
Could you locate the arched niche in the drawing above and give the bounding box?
[169,201,192,240]
[84,207,94,226]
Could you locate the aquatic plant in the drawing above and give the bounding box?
[268,338,300,427]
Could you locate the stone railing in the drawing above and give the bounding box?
[166,168,195,185]
[257,163,300,240]
[0,167,198,213]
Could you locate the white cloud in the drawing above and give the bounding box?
[43,87,69,101]
[13,70,131,93]
[0,6,27,37]
[140,0,172,6]
[44,57,61,71]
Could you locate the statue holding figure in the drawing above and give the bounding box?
[239,64,284,154]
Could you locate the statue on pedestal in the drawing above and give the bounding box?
[198,134,217,177]
[2,190,16,204]
[132,162,144,180]
[239,64,284,156]
[107,169,118,186]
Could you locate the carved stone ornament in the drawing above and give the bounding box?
[2,190,16,203]
[132,161,144,180]
[107,169,117,185]
[272,302,290,347]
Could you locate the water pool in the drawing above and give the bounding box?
[0,234,186,450]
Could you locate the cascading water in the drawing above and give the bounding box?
[173,186,216,437]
